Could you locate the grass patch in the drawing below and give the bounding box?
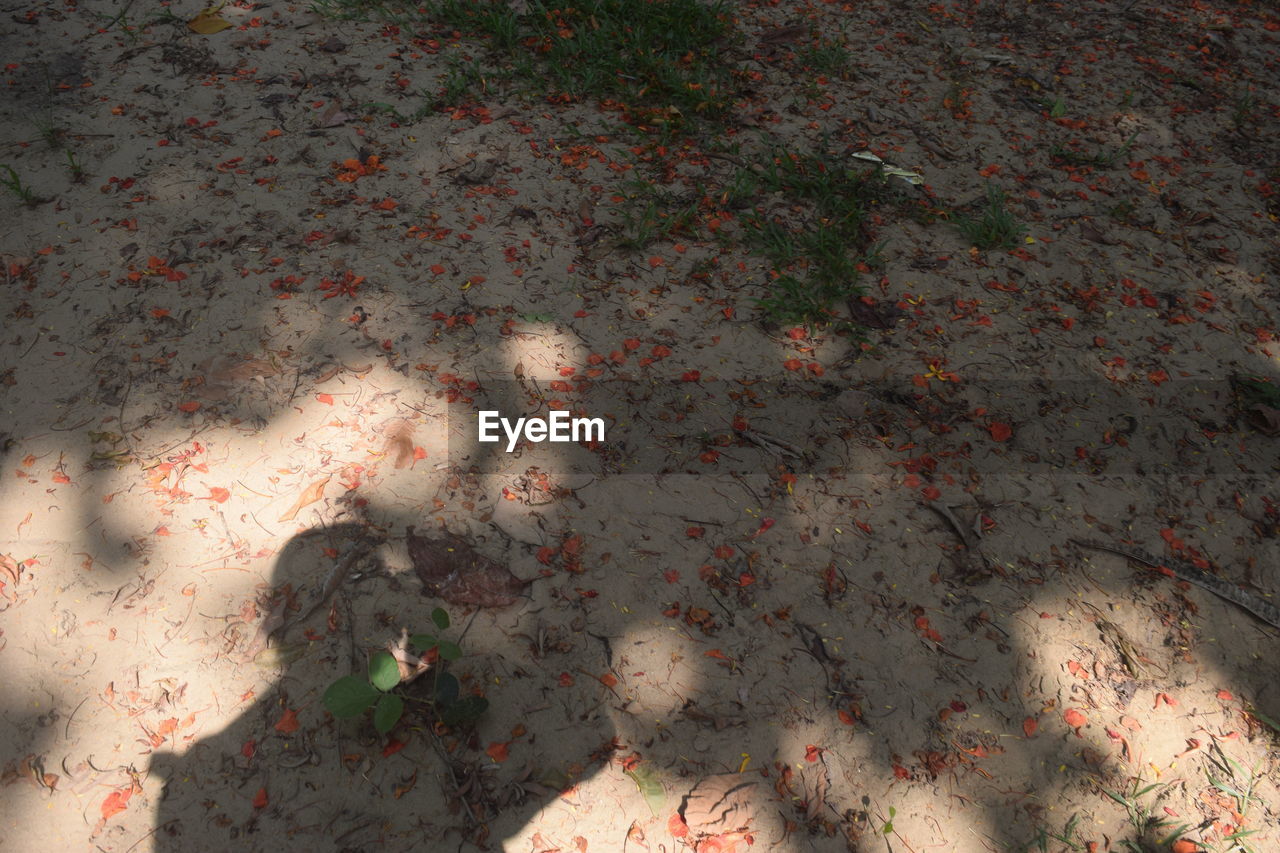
[741,148,896,328]
[1106,197,1138,224]
[313,0,739,129]
[436,0,520,52]
[616,197,698,250]
[952,183,1025,250]
[440,53,494,104]
[530,0,735,121]
[611,143,918,330]
[613,176,699,249]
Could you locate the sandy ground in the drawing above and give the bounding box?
[2,0,1280,851]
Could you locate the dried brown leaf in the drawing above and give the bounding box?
[799,755,831,821]
[407,526,527,607]
[0,554,20,586]
[846,296,904,330]
[758,24,807,44]
[1246,404,1280,436]
[382,418,416,469]
[277,475,330,522]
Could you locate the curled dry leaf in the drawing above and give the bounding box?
[407,526,528,607]
[194,355,278,401]
[388,628,433,684]
[0,554,20,586]
[318,104,353,128]
[798,755,830,821]
[1246,404,1280,436]
[278,475,330,522]
[100,785,133,821]
[382,418,416,469]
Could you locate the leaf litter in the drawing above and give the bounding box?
[2,0,1280,851]
[407,526,530,608]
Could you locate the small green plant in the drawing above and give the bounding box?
[65,149,85,183]
[364,91,437,124]
[322,607,488,734]
[1231,90,1257,130]
[0,164,38,205]
[34,117,63,149]
[721,166,760,209]
[615,176,698,249]
[440,55,490,106]
[1046,95,1067,118]
[798,39,853,79]
[953,183,1026,250]
[1203,746,1262,853]
[1101,777,1191,853]
[1107,198,1138,224]
[1022,813,1087,852]
[1049,132,1138,169]
[1232,374,1280,411]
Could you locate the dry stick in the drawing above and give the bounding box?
[925,502,974,549]
[1073,538,1280,630]
[272,537,378,644]
[738,426,808,460]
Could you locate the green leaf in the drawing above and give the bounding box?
[625,764,666,816]
[369,651,401,691]
[431,607,450,630]
[439,695,488,727]
[410,634,438,651]
[437,641,462,661]
[433,671,459,706]
[323,676,379,718]
[373,693,404,735]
